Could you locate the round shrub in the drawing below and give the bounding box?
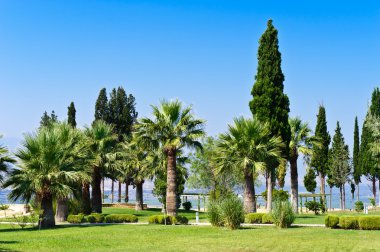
[339,216,359,229]
[207,195,244,229]
[67,214,85,224]
[207,200,223,227]
[358,216,380,230]
[245,213,265,224]
[355,201,364,212]
[305,201,323,215]
[148,215,188,225]
[271,200,295,228]
[104,214,138,223]
[86,215,96,223]
[325,215,339,228]
[182,201,192,211]
[261,214,274,224]
[91,213,105,223]
[175,215,189,225]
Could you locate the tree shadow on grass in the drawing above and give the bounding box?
[0,241,20,252]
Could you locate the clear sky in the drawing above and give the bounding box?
[1,1,379,166]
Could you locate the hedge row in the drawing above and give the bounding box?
[245,213,273,224]
[325,215,380,230]
[148,215,188,225]
[67,214,138,224]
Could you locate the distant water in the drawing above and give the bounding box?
[1,183,378,210]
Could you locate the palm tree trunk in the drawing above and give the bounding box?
[135,181,144,210]
[290,156,298,214]
[125,178,130,203]
[166,148,177,216]
[243,170,255,213]
[253,179,257,212]
[266,169,273,212]
[55,197,69,222]
[81,182,91,215]
[111,180,114,203]
[372,177,377,203]
[40,192,55,228]
[102,178,105,203]
[118,180,122,203]
[91,166,102,213]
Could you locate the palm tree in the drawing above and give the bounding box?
[4,123,89,228]
[0,136,16,184]
[134,99,205,216]
[214,117,284,213]
[289,117,320,213]
[85,120,118,213]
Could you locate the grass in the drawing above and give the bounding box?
[295,210,380,224]
[0,224,379,251]
[102,207,208,223]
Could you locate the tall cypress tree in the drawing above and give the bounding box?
[249,20,291,211]
[40,110,58,128]
[67,102,77,128]
[94,88,109,122]
[353,116,360,200]
[310,105,330,203]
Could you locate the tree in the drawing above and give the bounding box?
[329,122,351,210]
[94,88,109,122]
[134,99,205,216]
[40,110,58,128]
[249,20,291,211]
[0,137,15,185]
[289,117,319,213]
[304,167,317,194]
[67,102,77,128]
[353,116,360,201]
[310,105,331,205]
[4,123,89,228]
[85,120,118,213]
[214,117,284,213]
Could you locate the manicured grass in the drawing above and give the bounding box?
[0,224,379,251]
[102,207,208,223]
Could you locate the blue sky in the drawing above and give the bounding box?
[1,1,380,175]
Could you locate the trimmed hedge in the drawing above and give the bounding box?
[67,214,85,224]
[86,214,105,223]
[148,215,188,225]
[104,214,138,223]
[339,216,359,230]
[358,216,380,230]
[261,214,273,224]
[245,213,265,224]
[325,215,339,228]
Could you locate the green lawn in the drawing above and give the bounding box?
[0,224,379,251]
[103,207,208,223]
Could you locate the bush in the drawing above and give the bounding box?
[358,216,380,230]
[339,216,359,229]
[104,214,138,223]
[355,201,364,212]
[148,215,188,225]
[305,201,323,215]
[261,214,274,224]
[245,213,265,224]
[175,215,189,225]
[207,195,244,229]
[67,214,85,224]
[182,201,192,211]
[262,189,289,202]
[271,200,295,228]
[90,213,105,223]
[325,215,339,228]
[370,198,376,207]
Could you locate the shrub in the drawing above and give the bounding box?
[175,215,189,225]
[261,214,274,224]
[358,216,380,230]
[355,201,364,212]
[339,216,359,229]
[370,198,376,207]
[325,215,339,228]
[104,214,138,223]
[271,200,295,228]
[262,189,289,202]
[182,201,192,211]
[67,214,85,224]
[207,195,244,229]
[305,201,323,215]
[85,215,96,223]
[207,200,223,227]
[90,213,105,223]
[148,215,188,225]
[245,213,265,224]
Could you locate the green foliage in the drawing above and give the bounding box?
[325,215,339,228]
[0,204,9,216]
[208,195,244,229]
[311,105,331,182]
[245,213,265,224]
[0,137,16,184]
[104,214,138,223]
[67,214,85,224]
[358,216,380,230]
[353,117,360,184]
[90,213,105,223]
[369,198,376,207]
[182,201,192,211]
[94,88,110,122]
[249,20,291,153]
[339,216,359,230]
[303,167,317,193]
[355,201,364,212]
[305,201,323,215]
[147,215,188,225]
[271,200,295,228]
[261,214,274,224]
[67,102,77,128]
[39,110,58,128]
[262,189,289,202]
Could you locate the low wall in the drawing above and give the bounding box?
[102,203,148,209]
